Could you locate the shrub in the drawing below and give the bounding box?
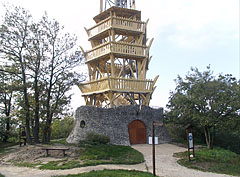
[215,130,240,154]
[51,116,74,139]
[85,132,110,145]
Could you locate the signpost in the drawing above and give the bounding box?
[152,121,163,176]
[185,124,195,161]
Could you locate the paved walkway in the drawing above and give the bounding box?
[0,144,233,177]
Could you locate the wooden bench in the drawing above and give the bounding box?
[42,147,69,157]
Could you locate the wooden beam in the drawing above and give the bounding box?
[110,54,115,76]
[127,62,136,79]
[100,0,103,13]
[127,94,137,105]
[109,91,114,108]
[96,66,104,78]
[146,38,154,56]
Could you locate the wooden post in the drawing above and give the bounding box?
[185,124,195,161]
[100,0,103,13]
[152,122,156,176]
[152,121,163,176]
[110,54,115,76]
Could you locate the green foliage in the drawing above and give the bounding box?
[51,116,74,139]
[84,132,110,145]
[0,4,85,143]
[165,123,186,143]
[14,162,42,168]
[174,147,240,176]
[56,169,155,177]
[0,117,6,142]
[166,66,240,149]
[0,173,5,177]
[0,116,18,143]
[50,138,68,145]
[214,129,240,154]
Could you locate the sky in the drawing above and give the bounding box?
[0,0,239,111]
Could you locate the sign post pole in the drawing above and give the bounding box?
[152,121,163,176]
[185,124,195,161]
[152,122,156,176]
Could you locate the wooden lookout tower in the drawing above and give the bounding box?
[79,0,159,108]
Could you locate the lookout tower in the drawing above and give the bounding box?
[79,0,158,108]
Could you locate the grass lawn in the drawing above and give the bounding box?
[55,169,156,177]
[16,144,144,170]
[174,147,240,176]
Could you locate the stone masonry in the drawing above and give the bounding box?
[67,105,171,145]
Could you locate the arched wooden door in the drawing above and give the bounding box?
[128,120,147,144]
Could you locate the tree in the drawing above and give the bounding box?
[0,5,34,143]
[0,5,85,143]
[166,66,240,149]
[0,66,15,142]
[40,14,84,143]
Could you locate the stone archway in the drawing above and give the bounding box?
[128,120,147,144]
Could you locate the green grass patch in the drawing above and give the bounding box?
[174,147,240,176]
[0,173,5,177]
[14,162,42,168]
[39,144,144,170]
[50,138,68,145]
[55,169,155,177]
[78,144,143,164]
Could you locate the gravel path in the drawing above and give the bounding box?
[0,144,234,177]
[133,144,233,177]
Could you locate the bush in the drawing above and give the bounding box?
[51,116,74,139]
[165,122,205,145]
[85,132,110,145]
[215,130,240,154]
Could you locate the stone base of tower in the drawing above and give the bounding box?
[67,105,171,145]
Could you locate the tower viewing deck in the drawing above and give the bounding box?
[79,0,158,108]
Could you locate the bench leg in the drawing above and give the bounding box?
[63,150,66,157]
[46,149,49,157]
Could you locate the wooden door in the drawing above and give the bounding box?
[128,120,147,144]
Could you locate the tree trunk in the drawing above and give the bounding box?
[3,93,12,142]
[42,55,55,143]
[204,126,214,149]
[21,64,32,144]
[33,74,40,143]
[3,117,10,142]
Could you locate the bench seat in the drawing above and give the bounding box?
[42,147,69,157]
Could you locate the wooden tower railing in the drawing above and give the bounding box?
[79,77,155,95]
[79,6,158,108]
[86,16,146,39]
[85,41,146,62]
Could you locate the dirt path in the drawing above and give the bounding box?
[0,144,234,177]
[133,144,233,177]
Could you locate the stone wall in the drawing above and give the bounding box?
[67,105,171,145]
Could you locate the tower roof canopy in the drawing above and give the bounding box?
[94,6,141,23]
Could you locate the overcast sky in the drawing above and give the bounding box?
[0,0,239,110]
